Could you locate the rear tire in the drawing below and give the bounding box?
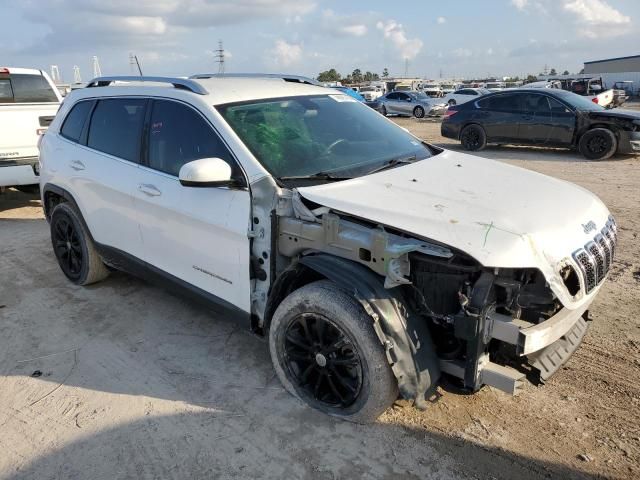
[269,280,398,423]
[460,124,487,151]
[578,128,617,160]
[50,203,109,285]
[380,105,387,116]
[448,99,456,106]
[413,106,425,118]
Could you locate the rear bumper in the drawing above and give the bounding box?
[440,121,461,139]
[0,157,40,187]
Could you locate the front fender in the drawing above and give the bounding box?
[298,254,440,408]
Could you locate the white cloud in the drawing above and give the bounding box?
[13,0,317,52]
[511,0,529,10]
[564,0,631,37]
[272,39,302,67]
[376,20,423,60]
[320,10,368,37]
[452,48,473,57]
[563,0,630,25]
[437,16,446,24]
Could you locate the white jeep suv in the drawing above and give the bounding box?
[0,67,62,190]
[39,75,617,422]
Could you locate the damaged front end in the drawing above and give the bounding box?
[273,191,601,406]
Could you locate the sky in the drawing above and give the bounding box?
[1,0,638,82]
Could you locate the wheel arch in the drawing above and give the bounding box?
[265,254,440,408]
[42,184,96,242]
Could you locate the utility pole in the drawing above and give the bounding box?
[129,53,136,75]
[50,65,61,84]
[73,66,82,84]
[215,40,225,74]
[92,56,102,78]
[129,53,143,76]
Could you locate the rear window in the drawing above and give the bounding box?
[87,98,146,162]
[61,101,94,143]
[1,74,59,103]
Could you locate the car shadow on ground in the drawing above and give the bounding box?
[0,220,608,479]
[0,188,41,214]
[5,408,607,480]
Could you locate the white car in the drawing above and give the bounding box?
[40,74,616,422]
[0,67,62,190]
[359,86,383,102]
[442,87,491,106]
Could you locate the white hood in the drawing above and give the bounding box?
[297,149,611,307]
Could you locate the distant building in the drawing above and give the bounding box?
[583,55,640,95]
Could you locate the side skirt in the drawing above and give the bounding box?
[95,243,251,327]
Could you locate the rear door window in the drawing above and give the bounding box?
[478,93,524,112]
[0,79,14,103]
[11,74,59,103]
[146,100,234,177]
[60,101,94,143]
[522,94,551,114]
[87,98,147,162]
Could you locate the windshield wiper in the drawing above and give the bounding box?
[366,155,417,175]
[278,171,352,181]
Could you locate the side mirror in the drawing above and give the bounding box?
[179,157,235,187]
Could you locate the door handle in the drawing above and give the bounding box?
[69,160,85,171]
[138,183,162,197]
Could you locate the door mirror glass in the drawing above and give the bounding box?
[179,157,233,187]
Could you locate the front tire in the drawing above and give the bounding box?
[460,124,487,151]
[50,203,109,285]
[578,128,617,160]
[413,106,425,118]
[380,105,387,116]
[269,280,398,423]
[448,99,456,106]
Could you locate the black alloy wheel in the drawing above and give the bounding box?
[380,105,387,116]
[413,106,425,118]
[283,313,363,408]
[448,99,456,106]
[578,128,617,160]
[460,124,487,151]
[52,215,83,280]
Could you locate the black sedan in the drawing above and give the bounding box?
[441,88,640,160]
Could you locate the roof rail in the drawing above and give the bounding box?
[189,73,320,86]
[85,76,208,95]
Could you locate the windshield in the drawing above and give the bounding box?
[217,94,432,179]
[553,90,604,111]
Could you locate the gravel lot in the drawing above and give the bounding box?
[1,110,639,479]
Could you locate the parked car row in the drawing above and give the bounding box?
[442,88,640,160]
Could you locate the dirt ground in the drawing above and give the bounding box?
[1,112,639,479]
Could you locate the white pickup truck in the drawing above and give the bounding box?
[0,67,62,191]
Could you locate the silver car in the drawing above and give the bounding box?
[378,91,447,118]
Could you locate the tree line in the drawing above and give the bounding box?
[317,68,389,83]
[318,67,583,85]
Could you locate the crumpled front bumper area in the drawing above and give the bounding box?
[441,296,593,395]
